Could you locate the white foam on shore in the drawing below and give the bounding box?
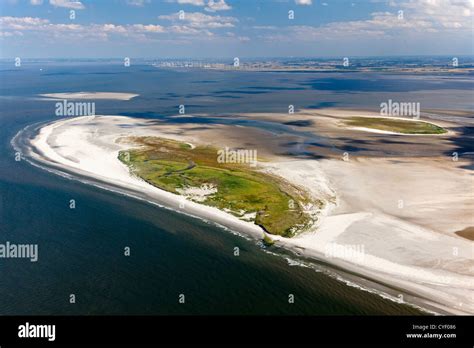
[19,115,474,315]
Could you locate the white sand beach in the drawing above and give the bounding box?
[24,115,474,315]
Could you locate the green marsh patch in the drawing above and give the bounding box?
[345,117,447,134]
[118,137,316,237]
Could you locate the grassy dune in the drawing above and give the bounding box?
[346,117,447,134]
[118,137,316,237]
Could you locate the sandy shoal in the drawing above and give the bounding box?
[39,92,138,100]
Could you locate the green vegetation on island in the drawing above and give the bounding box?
[118,137,317,237]
[345,117,447,134]
[262,233,275,246]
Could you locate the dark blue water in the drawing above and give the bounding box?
[2,61,471,315]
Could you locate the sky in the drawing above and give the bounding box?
[0,0,473,58]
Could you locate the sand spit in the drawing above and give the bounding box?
[21,115,474,315]
[39,92,138,100]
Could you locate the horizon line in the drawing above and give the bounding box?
[1,54,474,60]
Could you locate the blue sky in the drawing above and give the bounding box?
[0,0,473,58]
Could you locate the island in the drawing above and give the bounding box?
[118,136,318,237]
[15,108,474,316]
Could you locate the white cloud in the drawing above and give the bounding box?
[262,0,473,44]
[158,11,237,28]
[126,0,150,6]
[49,0,85,10]
[0,16,145,37]
[0,16,50,30]
[295,0,312,5]
[205,0,232,12]
[168,0,231,11]
[0,16,225,42]
[4,0,472,50]
[395,0,474,30]
[252,25,278,30]
[169,25,213,35]
[172,0,206,5]
[1,31,24,37]
[131,24,165,33]
[30,0,43,5]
